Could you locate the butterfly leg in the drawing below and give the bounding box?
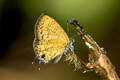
[69,37,75,53]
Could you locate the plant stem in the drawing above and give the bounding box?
[66,19,120,80]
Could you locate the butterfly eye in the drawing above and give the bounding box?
[41,54,45,58]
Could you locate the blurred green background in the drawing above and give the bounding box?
[0,0,120,80]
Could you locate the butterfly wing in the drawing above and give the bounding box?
[33,14,70,63]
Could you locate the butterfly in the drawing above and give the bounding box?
[33,13,74,64]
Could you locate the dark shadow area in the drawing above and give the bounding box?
[0,0,24,59]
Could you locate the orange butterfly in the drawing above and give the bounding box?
[33,13,74,65]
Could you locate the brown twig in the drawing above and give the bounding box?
[65,19,120,80]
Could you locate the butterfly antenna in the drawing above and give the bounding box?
[66,18,70,36]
